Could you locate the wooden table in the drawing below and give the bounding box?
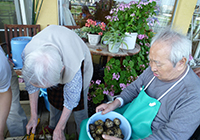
[86,43,141,63]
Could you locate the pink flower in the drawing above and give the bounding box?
[110,9,115,14]
[130,13,135,17]
[145,43,150,47]
[137,4,142,9]
[139,42,143,45]
[112,73,120,80]
[189,54,193,61]
[106,66,110,71]
[101,22,106,28]
[120,83,126,90]
[109,91,114,96]
[138,34,145,40]
[140,64,145,68]
[103,90,109,95]
[139,1,144,5]
[96,80,101,85]
[85,23,90,27]
[126,83,130,87]
[106,15,111,19]
[89,80,94,87]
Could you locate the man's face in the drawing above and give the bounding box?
[149,41,182,81]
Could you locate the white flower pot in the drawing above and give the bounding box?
[108,42,121,53]
[121,32,138,50]
[87,33,101,46]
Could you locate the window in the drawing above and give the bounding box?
[188,0,200,59]
[0,0,18,42]
[151,0,177,33]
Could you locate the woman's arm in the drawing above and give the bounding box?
[26,90,40,135]
[53,69,82,140]
[53,107,72,140]
[0,87,12,139]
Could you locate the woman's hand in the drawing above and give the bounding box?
[26,116,38,135]
[53,127,65,140]
[102,134,122,140]
[26,90,40,135]
[53,107,72,140]
[96,99,121,115]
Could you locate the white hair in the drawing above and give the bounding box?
[22,45,64,87]
[151,27,192,67]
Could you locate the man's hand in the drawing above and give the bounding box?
[26,116,38,135]
[53,127,65,140]
[96,99,121,115]
[102,134,122,140]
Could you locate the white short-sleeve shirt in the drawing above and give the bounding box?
[0,47,11,92]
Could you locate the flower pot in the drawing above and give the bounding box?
[87,33,101,46]
[108,42,121,53]
[121,32,138,50]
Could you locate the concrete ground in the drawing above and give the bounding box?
[4,89,78,140]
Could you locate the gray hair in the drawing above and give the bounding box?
[22,45,64,87]
[151,27,192,67]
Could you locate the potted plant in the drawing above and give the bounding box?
[84,19,107,45]
[101,26,128,53]
[105,0,158,49]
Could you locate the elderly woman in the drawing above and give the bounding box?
[22,25,93,140]
[79,27,200,140]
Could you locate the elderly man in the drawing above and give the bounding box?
[22,25,93,140]
[79,27,200,140]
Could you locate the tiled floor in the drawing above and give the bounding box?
[4,92,78,140]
